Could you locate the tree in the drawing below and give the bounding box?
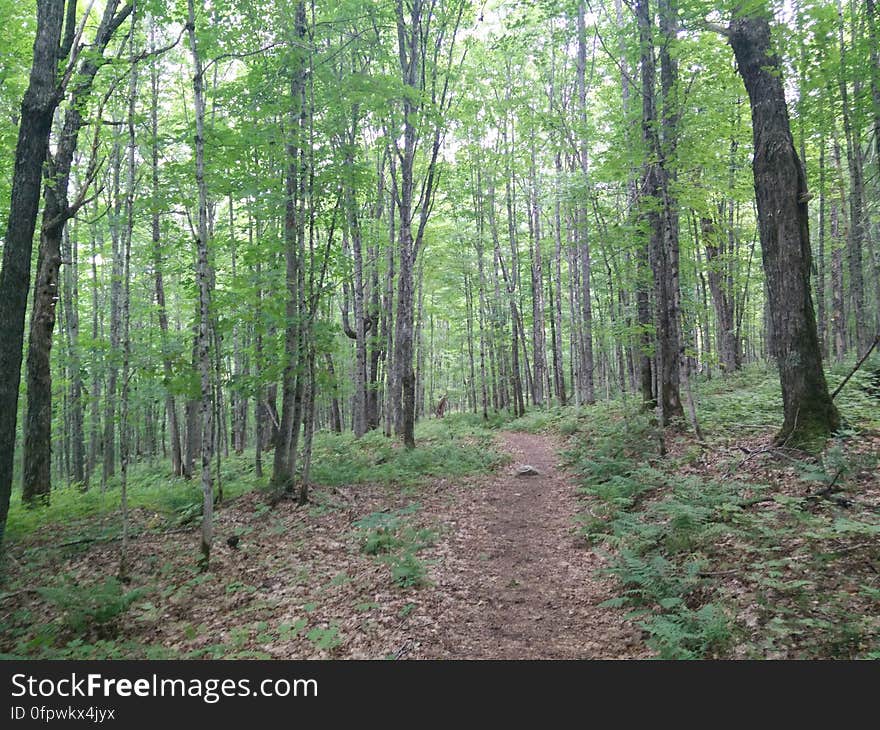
[0,0,71,546]
[390,0,465,448]
[186,0,216,567]
[637,0,684,426]
[21,0,132,505]
[726,6,840,445]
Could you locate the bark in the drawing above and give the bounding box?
[22,0,131,505]
[298,346,316,506]
[464,272,478,413]
[342,119,368,437]
[0,0,68,536]
[391,0,463,447]
[576,1,595,405]
[702,217,739,374]
[87,209,102,484]
[187,0,215,567]
[229,196,246,454]
[365,152,385,432]
[653,0,684,425]
[272,0,307,489]
[103,138,123,489]
[836,0,868,352]
[552,154,567,405]
[61,226,84,486]
[830,120,848,362]
[383,159,397,437]
[392,1,420,448]
[634,2,655,409]
[253,215,264,476]
[728,8,839,444]
[831,200,847,362]
[324,353,343,433]
[151,23,183,476]
[527,136,546,406]
[119,13,138,577]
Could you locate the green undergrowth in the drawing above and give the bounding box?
[4,452,263,544]
[353,503,437,588]
[310,416,505,487]
[562,361,880,659]
[5,415,504,545]
[691,360,880,437]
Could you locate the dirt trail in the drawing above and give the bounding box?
[415,431,646,659]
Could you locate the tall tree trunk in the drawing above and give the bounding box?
[651,0,685,425]
[830,200,847,362]
[836,0,868,352]
[728,8,839,445]
[87,208,102,485]
[552,154,567,405]
[342,118,368,437]
[392,1,419,448]
[702,216,739,374]
[634,1,656,409]
[576,1,595,405]
[816,136,827,357]
[187,0,215,567]
[391,0,462,446]
[62,226,85,486]
[0,0,69,538]
[22,0,130,505]
[151,22,183,476]
[119,11,138,577]
[830,119,848,362]
[527,136,547,407]
[272,0,307,489]
[103,138,124,489]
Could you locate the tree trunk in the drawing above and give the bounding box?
[728,9,839,445]
[816,136,827,357]
[527,136,547,406]
[0,0,69,540]
[272,0,307,489]
[61,226,85,486]
[87,209,102,485]
[22,0,130,504]
[835,0,868,353]
[187,0,215,567]
[119,13,138,577]
[151,22,183,476]
[576,1,595,405]
[650,0,685,425]
[103,138,124,489]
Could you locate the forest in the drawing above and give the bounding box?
[0,0,878,661]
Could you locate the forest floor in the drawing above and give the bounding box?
[2,363,878,659]
[0,428,644,659]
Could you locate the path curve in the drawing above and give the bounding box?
[416,431,646,659]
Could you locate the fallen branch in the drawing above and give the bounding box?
[736,495,777,509]
[58,524,195,548]
[831,334,880,400]
[0,587,41,604]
